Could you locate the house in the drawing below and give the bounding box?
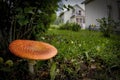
[81,0,120,30]
[59,4,85,29]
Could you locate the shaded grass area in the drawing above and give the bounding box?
[0,29,120,80]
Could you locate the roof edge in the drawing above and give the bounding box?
[81,0,95,4]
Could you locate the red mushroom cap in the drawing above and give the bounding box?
[9,40,57,60]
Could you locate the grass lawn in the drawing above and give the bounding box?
[0,29,120,80]
[38,29,120,80]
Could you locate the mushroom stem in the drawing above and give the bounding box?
[28,60,36,74]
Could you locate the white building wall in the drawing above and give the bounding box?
[63,10,72,23]
[85,0,108,28]
[74,5,85,17]
[60,4,85,29]
[111,0,119,21]
[85,0,119,28]
[62,4,85,24]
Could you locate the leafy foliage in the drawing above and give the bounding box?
[0,1,61,79]
[50,62,57,80]
[0,0,60,58]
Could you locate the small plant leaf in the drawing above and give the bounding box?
[50,62,56,80]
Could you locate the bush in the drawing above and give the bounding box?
[59,22,81,31]
[96,17,117,37]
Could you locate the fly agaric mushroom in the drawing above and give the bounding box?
[9,40,57,74]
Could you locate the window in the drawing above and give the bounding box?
[78,10,81,15]
[76,18,83,23]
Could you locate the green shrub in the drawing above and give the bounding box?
[59,22,81,31]
[96,17,116,37]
